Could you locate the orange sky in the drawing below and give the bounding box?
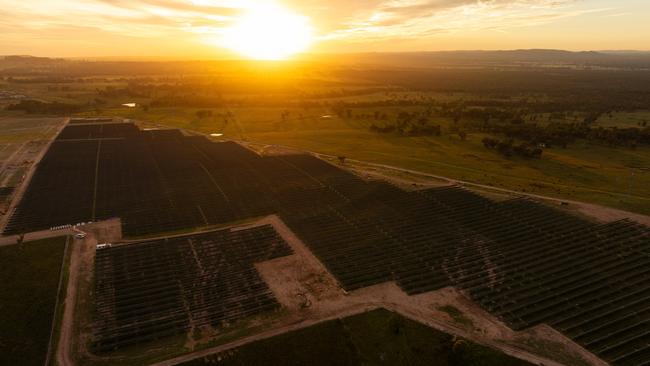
[0,0,648,58]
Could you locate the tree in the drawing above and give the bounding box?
[196,110,212,119]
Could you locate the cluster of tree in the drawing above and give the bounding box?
[482,138,543,159]
[586,126,650,147]
[5,76,75,83]
[195,110,213,119]
[369,123,441,136]
[335,68,650,111]
[369,111,442,137]
[494,122,650,148]
[496,122,581,148]
[307,87,398,99]
[6,100,81,115]
[97,85,152,98]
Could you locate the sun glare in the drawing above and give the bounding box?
[220,5,313,60]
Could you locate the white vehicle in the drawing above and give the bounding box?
[74,233,86,239]
[96,243,112,250]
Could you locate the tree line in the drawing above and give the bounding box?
[6,100,81,115]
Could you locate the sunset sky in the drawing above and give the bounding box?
[1,0,648,58]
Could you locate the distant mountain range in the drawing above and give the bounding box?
[317,49,650,68]
[2,50,650,73]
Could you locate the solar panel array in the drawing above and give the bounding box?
[93,224,291,353]
[5,122,649,364]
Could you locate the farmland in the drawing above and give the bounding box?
[0,236,68,366]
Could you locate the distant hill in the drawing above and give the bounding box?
[1,50,649,76]
[320,49,650,69]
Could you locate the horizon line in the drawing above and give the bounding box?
[3,48,650,62]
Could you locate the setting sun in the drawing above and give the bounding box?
[220,4,313,60]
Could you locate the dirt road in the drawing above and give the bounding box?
[151,215,605,366]
[56,233,96,366]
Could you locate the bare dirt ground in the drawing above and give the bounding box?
[244,142,305,157]
[154,215,605,366]
[0,218,122,247]
[57,217,122,366]
[56,232,97,366]
[571,201,650,226]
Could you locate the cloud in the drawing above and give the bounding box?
[319,0,599,41]
[0,0,631,56]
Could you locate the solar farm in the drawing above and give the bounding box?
[93,225,292,353]
[4,119,648,366]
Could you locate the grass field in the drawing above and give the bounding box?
[79,104,650,215]
[0,236,68,366]
[176,308,532,366]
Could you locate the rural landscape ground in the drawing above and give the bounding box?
[0,52,648,366]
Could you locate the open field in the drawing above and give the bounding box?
[174,308,533,366]
[0,236,68,366]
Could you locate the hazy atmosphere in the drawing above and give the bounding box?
[1,1,649,366]
[1,0,649,58]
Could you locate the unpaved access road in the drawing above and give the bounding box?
[56,233,96,366]
[151,215,605,366]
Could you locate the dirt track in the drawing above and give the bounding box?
[54,217,120,366]
[152,215,606,366]
[56,236,83,366]
[56,232,97,366]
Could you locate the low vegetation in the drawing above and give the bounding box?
[6,99,81,114]
[437,305,474,328]
[0,236,68,366]
[177,309,532,366]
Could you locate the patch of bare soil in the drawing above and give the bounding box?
[255,215,343,312]
[78,214,605,366]
[85,218,123,243]
[518,324,609,366]
[249,215,599,366]
[56,233,97,366]
[573,201,650,226]
[346,164,452,191]
[245,143,303,157]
